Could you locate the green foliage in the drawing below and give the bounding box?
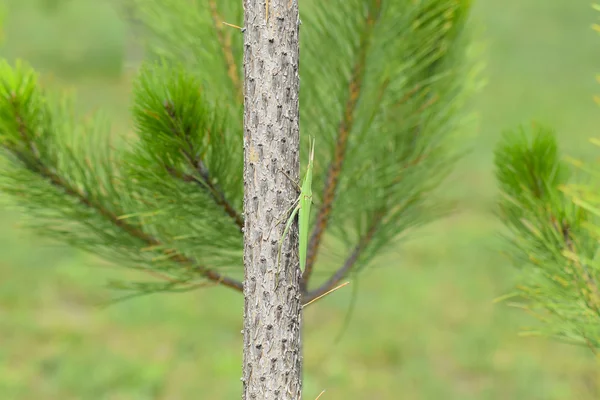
[0,60,242,296]
[127,62,244,270]
[298,0,477,271]
[129,0,479,288]
[494,125,600,352]
[0,0,478,298]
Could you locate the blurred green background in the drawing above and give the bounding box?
[1,0,600,399]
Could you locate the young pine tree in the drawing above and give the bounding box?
[0,0,477,397]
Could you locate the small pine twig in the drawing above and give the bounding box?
[222,21,243,30]
[303,281,349,308]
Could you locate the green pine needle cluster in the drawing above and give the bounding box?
[0,60,243,297]
[494,125,600,352]
[0,0,478,301]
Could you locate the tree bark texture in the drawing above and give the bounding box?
[242,0,302,399]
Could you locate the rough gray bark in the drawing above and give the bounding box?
[241,0,302,399]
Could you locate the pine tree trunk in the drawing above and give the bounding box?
[242,0,302,399]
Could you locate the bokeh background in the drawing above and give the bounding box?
[1,0,600,399]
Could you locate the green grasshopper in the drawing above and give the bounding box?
[275,137,315,285]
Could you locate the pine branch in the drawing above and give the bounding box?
[0,60,244,294]
[301,0,476,290]
[129,63,245,244]
[15,144,243,291]
[303,1,382,284]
